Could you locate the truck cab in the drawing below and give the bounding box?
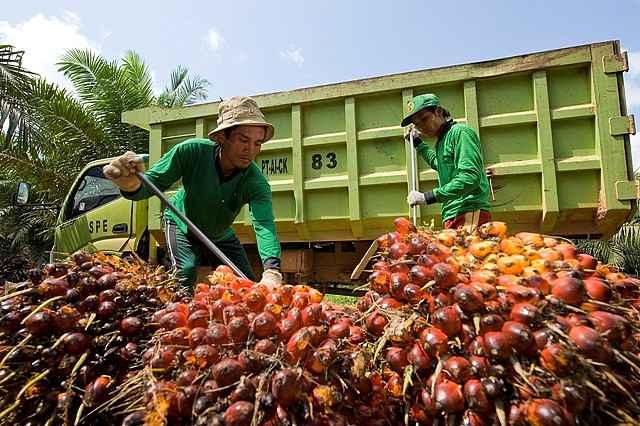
[51,156,149,263]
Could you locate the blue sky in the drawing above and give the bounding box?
[2,0,640,165]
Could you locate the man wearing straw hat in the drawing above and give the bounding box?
[401,93,492,232]
[103,96,282,287]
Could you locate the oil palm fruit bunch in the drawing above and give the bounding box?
[0,251,180,425]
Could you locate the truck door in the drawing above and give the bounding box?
[52,164,134,261]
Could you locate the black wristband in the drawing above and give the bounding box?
[424,191,437,205]
[412,136,423,148]
[263,257,281,271]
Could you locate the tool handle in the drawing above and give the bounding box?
[134,171,249,279]
[407,132,419,226]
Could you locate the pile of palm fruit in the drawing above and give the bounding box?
[1,218,640,425]
[0,252,183,425]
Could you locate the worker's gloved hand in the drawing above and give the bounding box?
[259,269,283,288]
[404,125,423,147]
[407,190,437,207]
[103,151,145,192]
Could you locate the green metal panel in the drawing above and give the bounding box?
[122,41,635,240]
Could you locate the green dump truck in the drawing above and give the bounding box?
[47,40,636,287]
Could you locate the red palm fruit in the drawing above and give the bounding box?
[409,265,432,286]
[577,253,597,269]
[390,272,409,300]
[463,410,490,426]
[55,305,81,332]
[408,235,428,255]
[25,311,55,336]
[389,242,409,260]
[420,388,438,416]
[160,311,188,330]
[349,326,366,345]
[308,325,327,346]
[292,292,309,309]
[84,375,111,407]
[271,369,299,407]
[210,300,226,322]
[286,307,303,327]
[502,321,535,353]
[588,310,629,343]
[525,399,571,426]
[555,244,577,260]
[372,260,390,272]
[188,327,208,347]
[483,332,512,361]
[390,262,410,275]
[434,380,465,413]
[378,297,403,310]
[212,358,243,387]
[469,355,489,377]
[207,324,229,345]
[63,332,91,355]
[223,400,254,426]
[526,275,551,295]
[328,319,351,339]
[407,342,432,372]
[551,382,587,413]
[464,379,492,412]
[254,339,277,355]
[433,263,457,289]
[286,328,312,361]
[385,347,408,373]
[227,316,250,344]
[533,328,553,350]
[420,327,449,357]
[403,284,424,304]
[193,345,220,367]
[385,372,403,398]
[278,318,300,341]
[188,310,210,329]
[433,306,462,337]
[394,217,415,235]
[376,233,394,250]
[301,303,322,326]
[444,356,472,383]
[551,277,586,306]
[469,336,487,357]
[510,303,538,325]
[569,325,612,362]
[252,312,277,338]
[540,344,572,375]
[454,285,484,313]
[583,277,612,302]
[366,311,388,336]
[244,290,267,313]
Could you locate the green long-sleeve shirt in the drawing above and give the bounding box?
[415,121,491,221]
[122,138,281,268]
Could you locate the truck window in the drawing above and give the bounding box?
[64,165,121,221]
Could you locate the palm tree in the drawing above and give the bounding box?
[0,46,210,264]
[576,171,640,276]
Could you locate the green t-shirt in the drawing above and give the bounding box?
[416,122,491,221]
[123,138,281,267]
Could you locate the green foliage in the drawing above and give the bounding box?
[0,46,210,263]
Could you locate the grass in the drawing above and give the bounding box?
[324,294,358,306]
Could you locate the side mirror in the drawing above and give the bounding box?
[15,182,31,205]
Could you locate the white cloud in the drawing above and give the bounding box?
[205,28,224,52]
[626,51,640,171]
[0,12,98,90]
[280,46,304,67]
